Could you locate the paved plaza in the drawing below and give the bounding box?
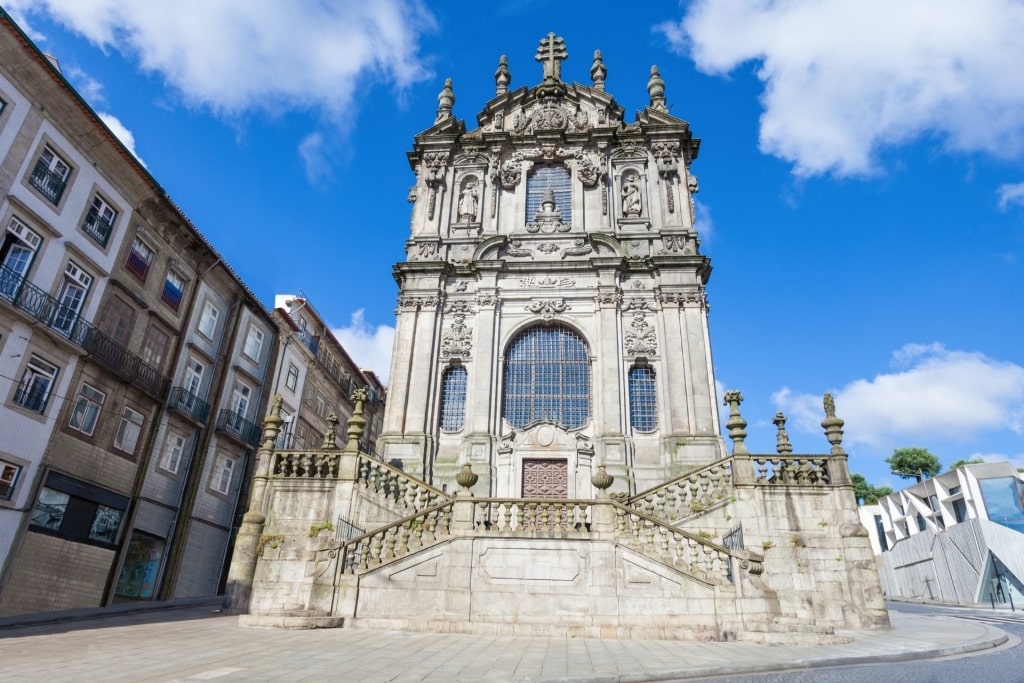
[0,601,1013,682]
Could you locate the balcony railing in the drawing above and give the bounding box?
[168,387,211,423]
[29,159,68,206]
[216,409,262,447]
[13,382,50,413]
[81,208,114,247]
[0,263,171,400]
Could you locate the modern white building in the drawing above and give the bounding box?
[859,462,1024,606]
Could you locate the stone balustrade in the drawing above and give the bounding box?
[610,501,736,585]
[751,455,831,486]
[628,460,732,522]
[329,502,454,575]
[272,450,342,479]
[356,454,448,511]
[472,499,593,534]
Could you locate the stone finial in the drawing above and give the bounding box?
[321,413,339,450]
[722,390,748,455]
[435,78,455,122]
[494,55,511,95]
[773,411,793,455]
[535,32,568,96]
[591,464,614,495]
[647,65,667,112]
[590,49,607,91]
[820,393,846,456]
[455,463,479,492]
[343,389,368,454]
[261,393,285,450]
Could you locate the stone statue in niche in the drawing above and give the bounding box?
[622,172,642,217]
[458,179,479,222]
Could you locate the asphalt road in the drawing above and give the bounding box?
[688,601,1024,683]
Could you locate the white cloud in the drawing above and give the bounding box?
[331,309,395,384]
[97,112,145,166]
[298,133,330,184]
[659,0,1024,176]
[997,182,1024,212]
[774,344,1024,448]
[13,0,435,118]
[694,199,714,242]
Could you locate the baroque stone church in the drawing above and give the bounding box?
[226,35,889,642]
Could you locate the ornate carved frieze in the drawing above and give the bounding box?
[511,97,589,134]
[503,239,533,258]
[520,276,576,288]
[423,151,449,219]
[526,298,570,321]
[656,289,707,307]
[624,312,657,356]
[660,234,695,255]
[398,295,441,311]
[596,290,622,307]
[441,313,473,358]
[561,238,593,259]
[477,293,498,307]
[410,241,439,260]
[537,242,559,254]
[622,296,654,311]
[446,299,474,313]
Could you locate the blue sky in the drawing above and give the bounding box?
[7,1,1023,488]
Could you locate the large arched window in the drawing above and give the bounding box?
[628,365,658,432]
[503,326,590,429]
[526,165,572,224]
[439,366,468,432]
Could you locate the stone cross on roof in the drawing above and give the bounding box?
[536,32,568,84]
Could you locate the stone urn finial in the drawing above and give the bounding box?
[261,393,285,450]
[722,390,748,455]
[773,411,793,455]
[455,463,479,492]
[321,413,339,450]
[590,49,607,91]
[820,393,846,456]
[591,465,614,496]
[343,388,368,453]
[436,77,455,122]
[647,65,667,111]
[495,55,511,95]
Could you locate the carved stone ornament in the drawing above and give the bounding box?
[441,313,473,358]
[657,290,706,307]
[660,234,695,255]
[596,290,622,307]
[500,153,523,190]
[511,98,589,135]
[398,295,441,310]
[520,276,575,288]
[651,142,680,178]
[526,189,570,234]
[537,242,559,254]
[526,298,570,321]
[622,297,653,311]
[411,241,439,260]
[477,293,497,307]
[561,238,593,259]
[503,239,533,258]
[574,150,602,188]
[446,299,473,313]
[624,312,657,356]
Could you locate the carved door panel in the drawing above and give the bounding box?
[522,459,568,498]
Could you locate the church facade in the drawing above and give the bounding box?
[228,35,889,642]
[382,35,721,498]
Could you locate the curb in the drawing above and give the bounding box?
[0,596,223,631]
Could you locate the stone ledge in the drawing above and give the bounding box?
[239,614,345,629]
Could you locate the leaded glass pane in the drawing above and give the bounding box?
[503,326,590,429]
[526,165,572,224]
[439,366,467,432]
[628,366,658,432]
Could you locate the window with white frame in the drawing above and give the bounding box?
[315,392,326,418]
[162,269,185,310]
[627,365,658,432]
[184,358,205,398]
[197,300,219,339]
[0,217,42,299]
[285,363,299,391]
[52,261,92,337]
[68,384,105,436]
[29,145,72,205]
[125,236,154,280]
[210,454,236,495]
[160,433,187,474]
[0,458,23,501]
[439,366,467,432]
[230,381,252,420]
[82,194,117,247]
[113,406,145,455]
[14,354,59,413]
[243,325,264,361]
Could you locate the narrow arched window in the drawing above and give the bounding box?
[526,165,572,224]
[628,366,657,432]
[503,326,590,429]
[439,366,468,432]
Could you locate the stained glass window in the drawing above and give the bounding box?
[628,366,658,432]
[503,326,590,429]
[440,366,468,432]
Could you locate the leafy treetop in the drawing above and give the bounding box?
[851,473,893,505]
[886,447,942,482]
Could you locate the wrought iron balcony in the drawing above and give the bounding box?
[216,409,262,447]
[168,387,211,423]
[29,159,68,206]
[81,207,114,247]
[0,263,171,400]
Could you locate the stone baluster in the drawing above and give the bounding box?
[723,390,755,485]
[821,393,852,486]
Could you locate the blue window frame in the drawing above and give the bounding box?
[440,366,468,432]
[503,326,590,430]
[628,366,657,432]
[526,165,572,224]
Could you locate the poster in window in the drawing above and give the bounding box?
[115,532,165,599]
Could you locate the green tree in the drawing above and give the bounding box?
[851,473,893,505]
[949,458,984,470]
[886,447,942,482]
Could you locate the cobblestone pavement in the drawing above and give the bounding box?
[0,604,1012,682]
